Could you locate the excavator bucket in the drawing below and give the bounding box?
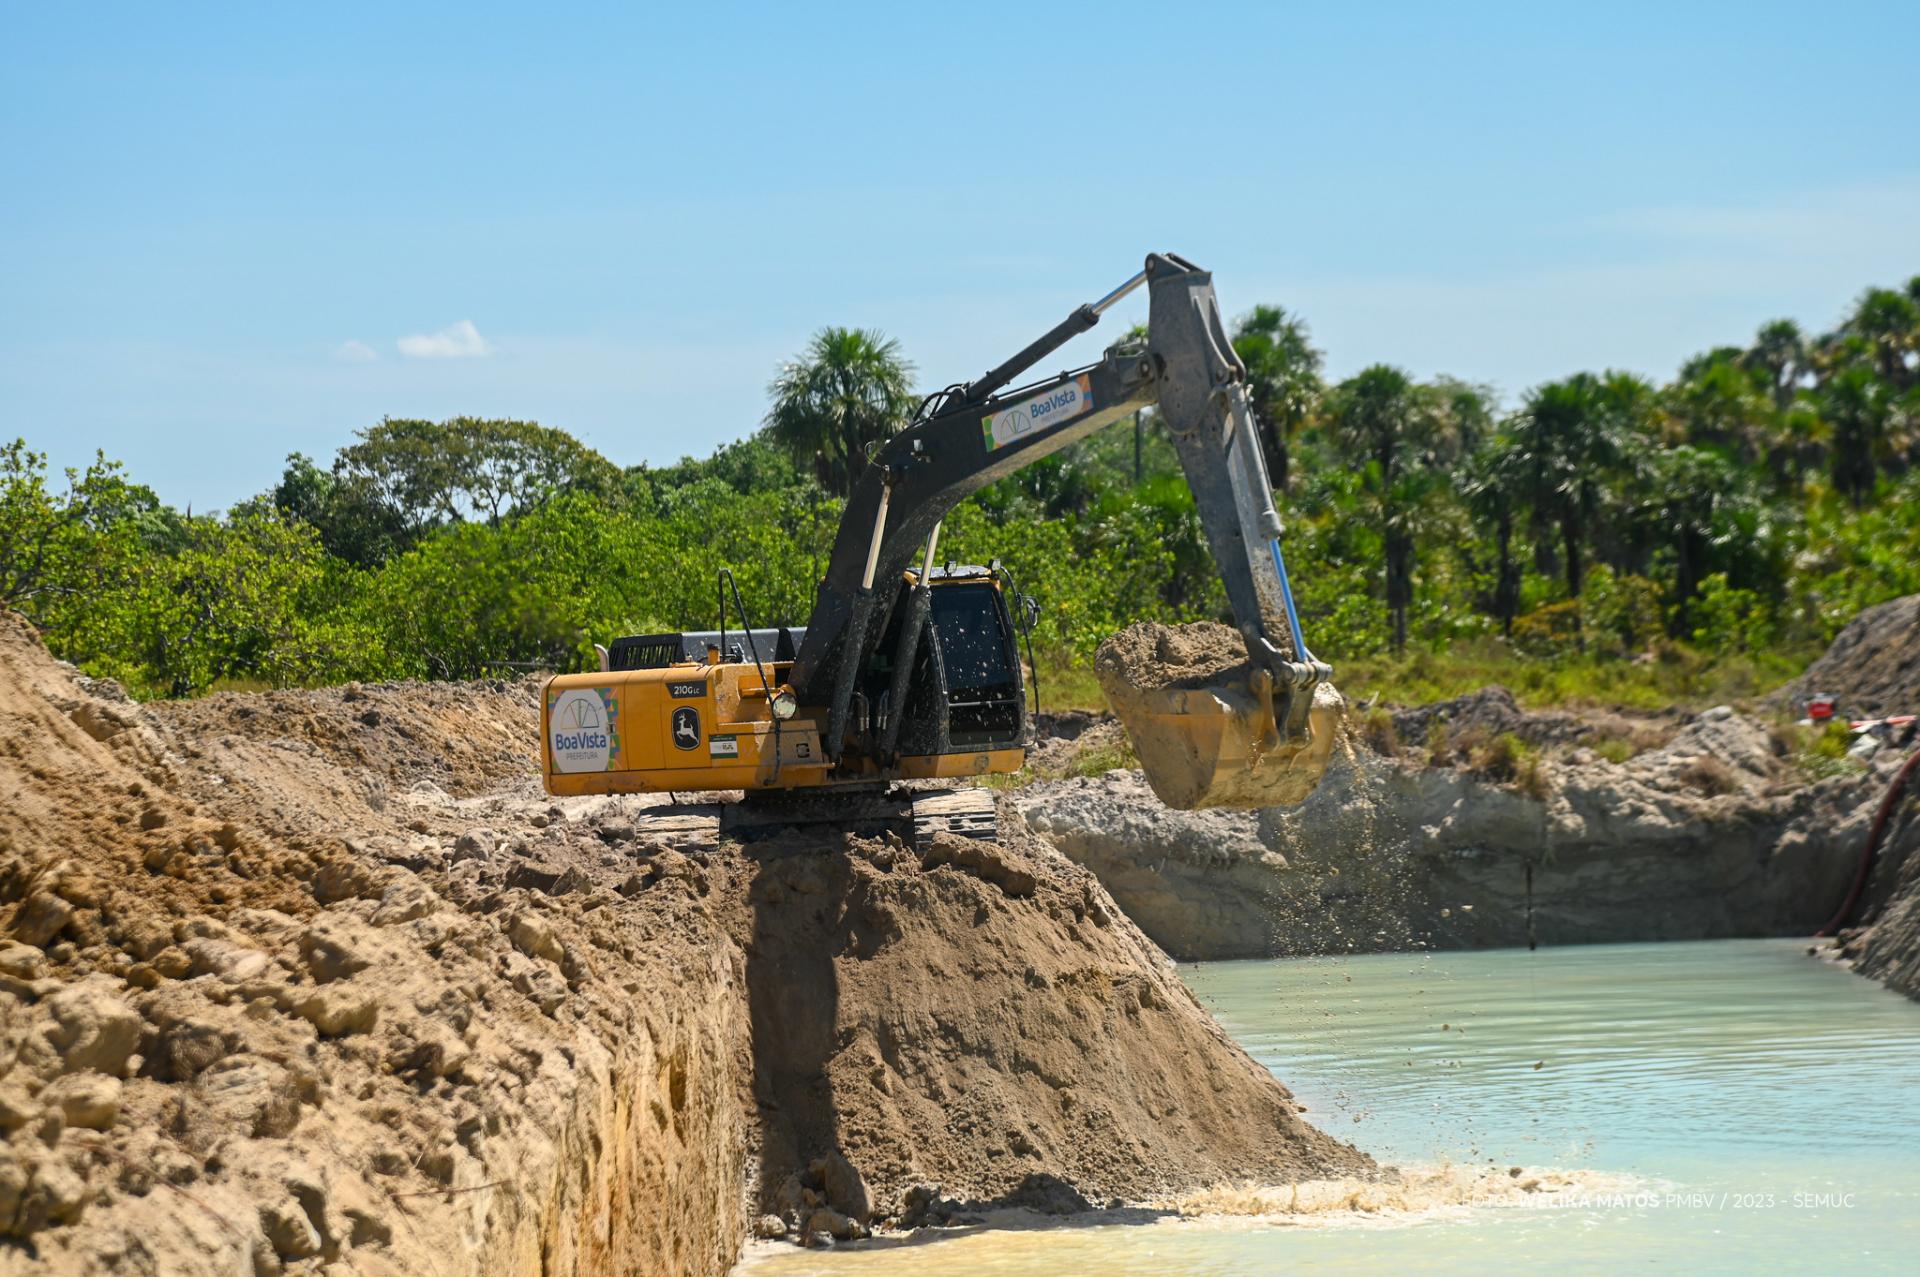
[1095,622,1342,810]
[1102,676,1341,810]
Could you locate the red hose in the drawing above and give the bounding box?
[1818,746,1920,937]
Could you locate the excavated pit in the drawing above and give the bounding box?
[1017,683,1904,965]
[0,611,1365,1273]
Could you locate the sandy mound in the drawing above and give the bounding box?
[1,611,1364,1271]
[735,823,1365,1222]
[1776,593,1920,719]
[151,676,543,799]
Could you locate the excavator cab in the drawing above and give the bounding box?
[879,568,1026,755]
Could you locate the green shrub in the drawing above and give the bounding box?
[1689,573,1777,654]
[1582,565,1664,658]
[1468,731,1548,798]
[1511,600,1583,657]
[1809,722,1856,761]
[1591,737,1639,764]
[1360,706,1400,755]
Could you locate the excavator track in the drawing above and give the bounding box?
[907,788,998,848]
[622,786,998,856]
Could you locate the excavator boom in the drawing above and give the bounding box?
[790,252,1336,807]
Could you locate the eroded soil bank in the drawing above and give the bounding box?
[1840,801,1920,998]
[1021,597,1920,1006]
[1018,698,1879,959]
[1802,593,1920,998]
[0,612,1361,1274]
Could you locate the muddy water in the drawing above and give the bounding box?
[737,940,1920,1275]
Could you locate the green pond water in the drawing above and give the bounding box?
[736,939,1920,1276]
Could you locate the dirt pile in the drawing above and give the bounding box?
[734,822,1365,1233]
[1,611,1364,1271]
[1775,593,1920,720]
[153,676,544,799]
[0,610,750,1275]
[1094,621,1254,691]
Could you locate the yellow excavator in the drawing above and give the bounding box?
[541,253,1338,838]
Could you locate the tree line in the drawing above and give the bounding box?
[2,275,1917,701]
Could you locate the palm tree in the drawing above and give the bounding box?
[1231,305,1323,492]
[1768,401,1831,492]
[765,328,916,497]
[1459,436,1527,637]
[1325,364,1435,653]
[1824,364,1889,505]
[1845,288,1919,391]
[1428,377,1496,460]
[1507,373,1642,603]
[1634,445,1744,631]
[1664,355,1771,465]
[1744,319,1807,411]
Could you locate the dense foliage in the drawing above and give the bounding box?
[4,276,1918,706]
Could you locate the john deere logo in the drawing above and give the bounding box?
[671,706,700,751]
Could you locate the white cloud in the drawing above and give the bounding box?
[397,320,493,360]
[334,339,378,362]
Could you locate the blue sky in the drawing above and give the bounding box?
[3,1,1916,510]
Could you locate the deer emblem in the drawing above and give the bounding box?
[671,706,700,750]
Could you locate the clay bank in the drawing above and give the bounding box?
[1016,597,1920,1006]
[1016,695,1871,958]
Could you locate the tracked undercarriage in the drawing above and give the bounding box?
[627,784,999,855]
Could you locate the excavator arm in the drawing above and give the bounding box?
[792,253,1336,804]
